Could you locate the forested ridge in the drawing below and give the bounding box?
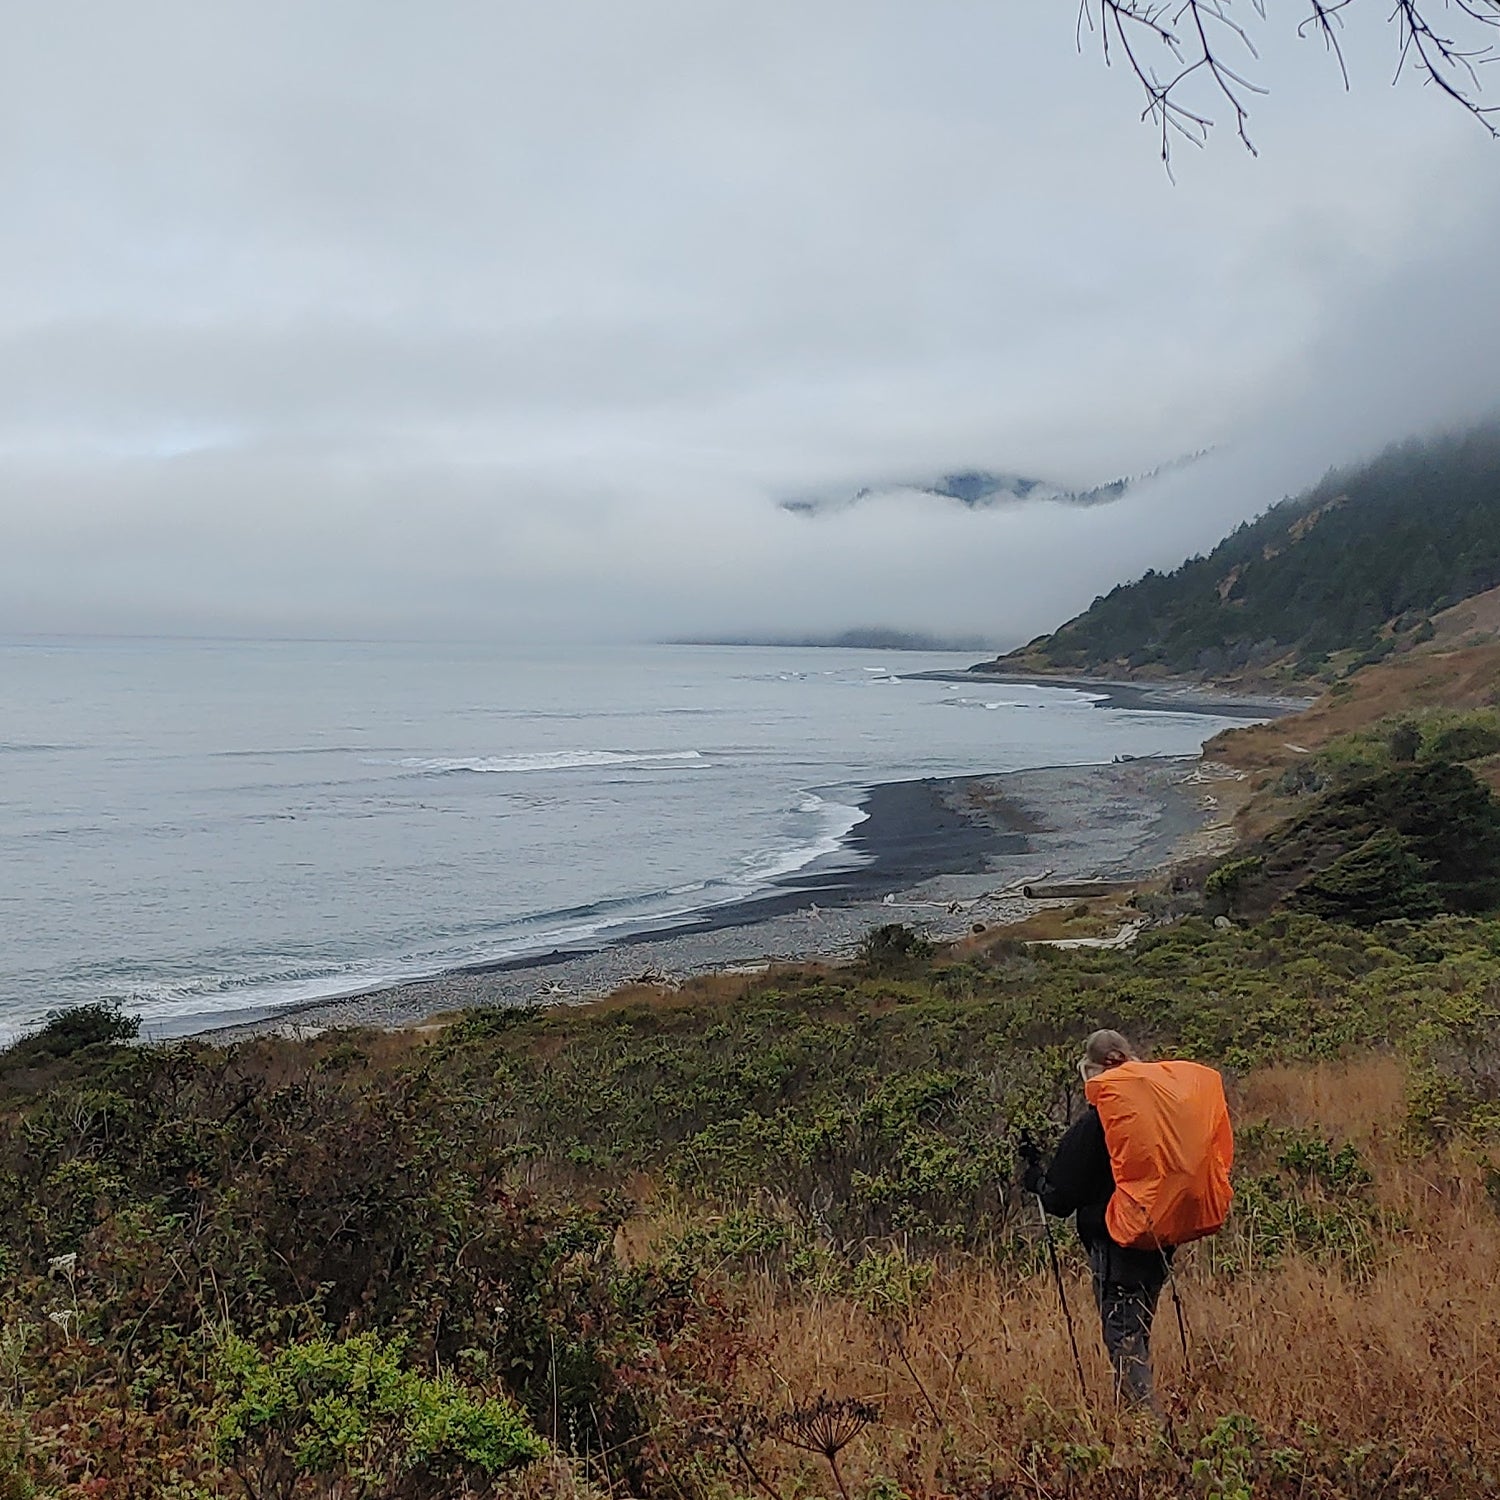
[995,422,1500,681]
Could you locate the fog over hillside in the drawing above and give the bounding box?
[2,3,1499,646]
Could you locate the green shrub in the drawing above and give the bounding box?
[1268,761,1500,923]
[1292,828,1438,924]
[1274,1133,1373,1192]
[212,1330,545,1494]
[0,1003,139,1073]
[1427,716,1500,763]
[1205,855,1265,916]
[1387,720,1422,764]
[857,924,934,974]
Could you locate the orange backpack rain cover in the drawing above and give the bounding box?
[1084,1059,1234,1250]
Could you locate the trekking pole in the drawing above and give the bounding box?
[1142,1203,1193,1380]
[1162,1250,1193,1378]
[1034,1192,1089,1404]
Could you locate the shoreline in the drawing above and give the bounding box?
[195,750,1246,1042]
[906,667,1311,719]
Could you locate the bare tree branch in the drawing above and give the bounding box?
[1079,0,1500,168]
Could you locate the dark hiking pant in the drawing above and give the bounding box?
[1089,1242,1168,1409]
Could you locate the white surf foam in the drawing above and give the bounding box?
[943,696,1034,711]
[739,791,869,883]
[942,691,1107,711]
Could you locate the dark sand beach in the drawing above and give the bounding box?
[200,749,1248,1041]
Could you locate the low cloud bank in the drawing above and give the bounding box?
[3,4,1499,646]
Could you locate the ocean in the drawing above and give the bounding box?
[0,637,1246,1039]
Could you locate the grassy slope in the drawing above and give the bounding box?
[5,919,1500,1496]
[1204,641,1500,838]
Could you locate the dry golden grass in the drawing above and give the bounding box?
[1235,1055,1408,1142]
[727,1245,1500,1493]
[640,1052,1500,1496]
[962,900,1138,948]
[1426,584,1500,653]
[1207,644,1500,777]
[581,965,821,1016]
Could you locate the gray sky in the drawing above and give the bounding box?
[3,1,1498,646]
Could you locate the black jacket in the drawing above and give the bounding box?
[1037,1105,1172,1287]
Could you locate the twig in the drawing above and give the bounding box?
[730,1435,787,1500]
[1080,0,1500,169]
[891,1328,944,1426]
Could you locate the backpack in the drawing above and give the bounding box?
[1084,1059,1234,1251]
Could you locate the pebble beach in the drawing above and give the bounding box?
[204,753,1246,1041]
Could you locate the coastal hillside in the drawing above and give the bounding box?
[5,923,1500,1497]
[987,422,1500,682]
[1160,637,1500,928]
[9,635,1500,1496]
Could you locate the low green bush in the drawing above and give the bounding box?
[213,1330,545,1494]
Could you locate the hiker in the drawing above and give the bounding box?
[1020,1029,1233,1411]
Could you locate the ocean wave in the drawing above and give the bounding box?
[941,691,1107,710]
[0,960,396,1044]
[941,697,1037,711]
[36,791,872,1037]
[375,750,707,775]
[738,791,869,883]
[80,891,732,1033]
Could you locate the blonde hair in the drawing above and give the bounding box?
[1083,1029,1137,1069]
